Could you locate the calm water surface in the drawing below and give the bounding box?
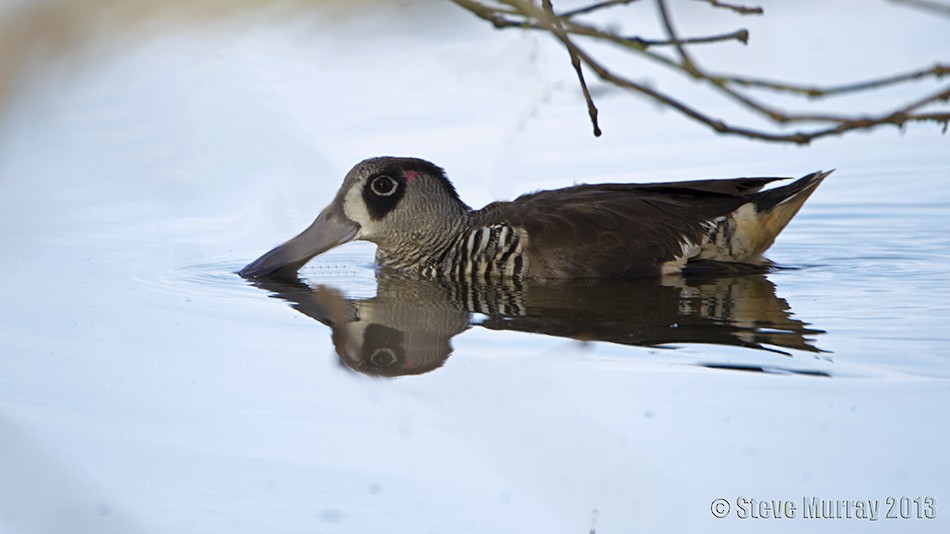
[1,2,949,533]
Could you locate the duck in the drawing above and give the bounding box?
[239,156,829,280]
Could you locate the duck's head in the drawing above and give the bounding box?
[239,157,469,279]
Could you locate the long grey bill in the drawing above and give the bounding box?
[238,203,359,279]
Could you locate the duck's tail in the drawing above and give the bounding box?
[698,170,831,263]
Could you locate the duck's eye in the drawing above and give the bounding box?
[370,347,397,367]
[370,175,397,197]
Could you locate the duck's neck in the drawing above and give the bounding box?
[374,209,473,274]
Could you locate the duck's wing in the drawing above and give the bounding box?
[623,176,787,196]
[474,173,827,279]
[474,182,749,278]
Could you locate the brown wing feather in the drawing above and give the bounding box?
[631,176,787,196]
[473,180,773,278]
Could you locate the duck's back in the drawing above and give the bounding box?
[472,173,828,279]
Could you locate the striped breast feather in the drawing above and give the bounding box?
[435,223,527,280]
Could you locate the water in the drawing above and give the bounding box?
[1,1,949,533]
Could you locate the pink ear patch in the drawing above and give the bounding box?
[402,170,419,182]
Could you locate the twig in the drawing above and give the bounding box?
[453,0,747,48]
[655,0,698,75]
[630,28,748,47]
[534,0,602,136]
[722,64,950,97]
[697,0,763,15]
[560,0,642,18]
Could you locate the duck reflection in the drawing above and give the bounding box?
[248,263,824,377]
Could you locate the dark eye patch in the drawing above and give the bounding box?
[362,173,406,220]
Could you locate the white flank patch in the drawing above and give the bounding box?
[730,203,760,259]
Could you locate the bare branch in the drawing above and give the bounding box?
[560,0,642,18]
[450,0,950,144]
[631,29,749,47]
[722,64,950,98]
[530,0,602,135]
[574,43,949,143]
[655,0,698,75]
[696,0,763,15]
[453,0,746,48]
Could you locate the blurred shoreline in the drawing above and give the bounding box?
[0,0,392,113]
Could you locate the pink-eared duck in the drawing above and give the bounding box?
[240,157,829,280]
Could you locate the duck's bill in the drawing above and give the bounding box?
[238,203,359,279]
